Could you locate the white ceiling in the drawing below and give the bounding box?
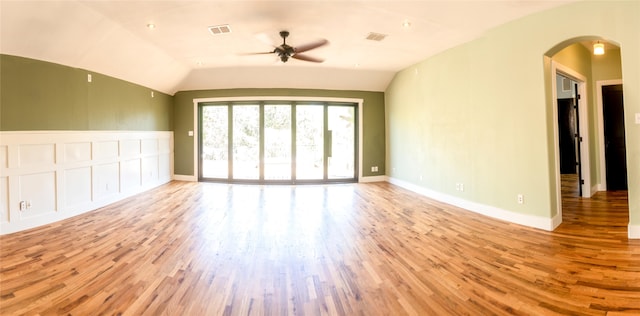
[1,1,575,95]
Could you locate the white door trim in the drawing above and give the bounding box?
[551,61,591,223]
[595,79,623,191]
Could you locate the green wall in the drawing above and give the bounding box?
[173,89,385,177]
[385,1,639,227]
[1,54,173,131]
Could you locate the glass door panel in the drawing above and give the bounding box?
[296,105,324,180]
[328,106,355,179]
[201,106,228,178]
[232,105,260,179]
[264,105,292,180]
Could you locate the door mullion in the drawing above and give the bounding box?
[227,104,233,180]
[323,103,329,180]
[259,103,265,181]
[291,103,297,183]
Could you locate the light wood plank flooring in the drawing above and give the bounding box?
[1,181,638,315]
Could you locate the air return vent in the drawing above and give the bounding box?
[208,24,232,35]
[365,32,387,41]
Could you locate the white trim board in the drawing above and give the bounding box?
[360,175,386,183]
[629,225,640,239]
[173,174,197,182]
[387,176,558,232]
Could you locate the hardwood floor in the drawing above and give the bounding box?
[1,180,638,315]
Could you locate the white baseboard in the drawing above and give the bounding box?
[550,212,562,230]
[173,174,197,182]
[387,176,556,231]
[629,225,640,239]
[360,175,386,183]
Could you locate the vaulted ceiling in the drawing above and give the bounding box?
[1,1,574,95]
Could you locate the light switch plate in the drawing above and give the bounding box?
[636,113,640,124]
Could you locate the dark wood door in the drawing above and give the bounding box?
[557,98,577,174]
[602,84,627,190]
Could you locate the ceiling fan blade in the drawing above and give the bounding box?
[294,39,329,54]
[238,51,275,56]
[255,32,277,47]
[291,54,324,63]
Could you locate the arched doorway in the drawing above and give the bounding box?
[544,36,629,231]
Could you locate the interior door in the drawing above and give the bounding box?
[603,84,628,190]
[557,98,577,174]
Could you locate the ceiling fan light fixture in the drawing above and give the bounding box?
[593,42,605,55]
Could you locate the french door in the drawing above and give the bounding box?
[199,101,357,184]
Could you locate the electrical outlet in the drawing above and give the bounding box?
[19,201,27,211]
[371,166,378,172]
[517,194,524,204]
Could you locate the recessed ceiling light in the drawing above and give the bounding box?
[147,23,156,30]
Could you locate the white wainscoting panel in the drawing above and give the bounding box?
[64,167,92,209]
[142,138,159,155]
[122,158,142,192]
[141,156,159,186]
[0,177,8,223]
[94,141,119,161]
[0,131,174,235]
[121,139,141,158]
[94,162,120,201]
[64,142,92,163]
[19,144,55,168]
[0,146,7,168]
[18,172,57,219]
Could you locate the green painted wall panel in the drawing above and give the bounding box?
[385,0,639,227]
[1,54,172,131]
[173,89,385,177]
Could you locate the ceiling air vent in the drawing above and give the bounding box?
[208,24,232,35]
[365,32,387,42]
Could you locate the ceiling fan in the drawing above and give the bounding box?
[245,30,329,63]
